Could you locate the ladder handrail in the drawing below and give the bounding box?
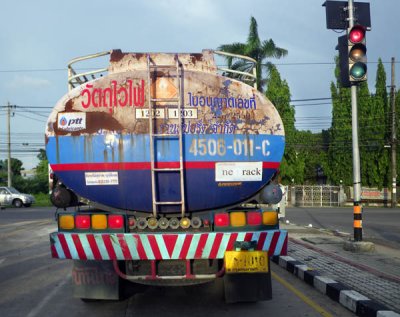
[147,54,186,217]
[147,55,157,217]
[213,50,257,89]
[67,51,111,91]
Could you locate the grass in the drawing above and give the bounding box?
[33,193,52,207]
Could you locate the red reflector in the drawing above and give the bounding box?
[75,215,91,229]
[247,212,262,225]
[108,215,124,229]
[214,213,229,227]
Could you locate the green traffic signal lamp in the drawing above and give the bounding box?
[350,62,367,80]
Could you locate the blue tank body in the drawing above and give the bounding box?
[45,51,285,213]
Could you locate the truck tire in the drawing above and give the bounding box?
[13,199,23,208]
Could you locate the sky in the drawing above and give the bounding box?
[0,0,399,170]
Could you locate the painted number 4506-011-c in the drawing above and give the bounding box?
[224,251,269,274]
[189,138,271,157]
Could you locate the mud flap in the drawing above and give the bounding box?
[223,271,272,303]
[223,249,272,303]
[72,260,120,300]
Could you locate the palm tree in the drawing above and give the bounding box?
[218,16,288,92]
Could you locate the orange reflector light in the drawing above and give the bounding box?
[214,213,229,227]
[147,217,158,230]
[180,217,191,229]
[262,211,278,226]
[247,211,262,225]
[108,215,124,229]
[59,215,74,230]
[230,212,246,227]
[76,215,91,229]
[92,214,107,230]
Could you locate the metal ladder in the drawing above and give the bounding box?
[146,54,186,217]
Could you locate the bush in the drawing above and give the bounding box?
[33,192,51,207]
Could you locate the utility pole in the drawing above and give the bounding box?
[391,57,397,208]
[7,102,12,187]
[348,0,363,241]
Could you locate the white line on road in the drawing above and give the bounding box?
[26,275,70,317]
[0,258,5,265]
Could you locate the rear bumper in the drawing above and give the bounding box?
[50,230,288,261]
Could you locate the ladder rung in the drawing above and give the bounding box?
[153,168,182,172]
[152,133,179,137]
[155,201,183,205]
[149,64,177,69]
[150,98,179,102]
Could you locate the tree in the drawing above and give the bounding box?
[265,65,301,184]
[218,16,288,92]
[328,57,353,186]
[358,59,389,188]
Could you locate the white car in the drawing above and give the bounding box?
[0,186,35,208]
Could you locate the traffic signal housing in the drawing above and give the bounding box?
[336,25,368,87]
[348,25,367,84]
[337,35,351,88]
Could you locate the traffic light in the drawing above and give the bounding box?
[347,24,367,84]
[337,35,351,88]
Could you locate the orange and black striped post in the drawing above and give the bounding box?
[353,203,362,241]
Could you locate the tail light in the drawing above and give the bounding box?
[137,217,148,229]
[128,217,137,229]
[180,217,191,229]
[108,215,124,229]
[158,217,169,229]
[230,212,246,227]
[59,214,74,230]
[262,211,278,226]
[169,217,180,229]
[147,217,158,230]
[247,211,262,225]
[214,213,229,227]
[76,215,91,229]
[191,217,202,229]
[92,214,107,230]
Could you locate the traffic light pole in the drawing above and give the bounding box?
[348,0,363,241]
[7,102,12,188]
[390,57,397,208]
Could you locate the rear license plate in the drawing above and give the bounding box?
[224,251,269,274]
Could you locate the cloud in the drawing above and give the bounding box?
[142,0,220,25]
[6,75,51,89]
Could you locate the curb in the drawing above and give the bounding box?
[272,255,400,317]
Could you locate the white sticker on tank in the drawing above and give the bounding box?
[215,162,263,182]
[58,113,86,131]
[85,172,119,186]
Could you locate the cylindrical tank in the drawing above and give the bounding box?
[45,51,285,213]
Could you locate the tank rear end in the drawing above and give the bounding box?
[45,50,285,212]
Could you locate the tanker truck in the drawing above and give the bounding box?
[46,49,287,303]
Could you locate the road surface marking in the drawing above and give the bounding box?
[26,275,70,317]
[272,270,333,317]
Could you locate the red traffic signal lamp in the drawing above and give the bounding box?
[348,25,367,83]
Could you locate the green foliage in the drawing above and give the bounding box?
[33,192,51,207]
[358,61,390,188]
[265,65,299,183]
[0,151,49,194]
[328,78,353,185]
[218,16,288,92]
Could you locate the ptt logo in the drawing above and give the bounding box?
[58,113,86,131]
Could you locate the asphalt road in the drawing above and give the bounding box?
[0,207,354,317]
[284,206,400,249]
